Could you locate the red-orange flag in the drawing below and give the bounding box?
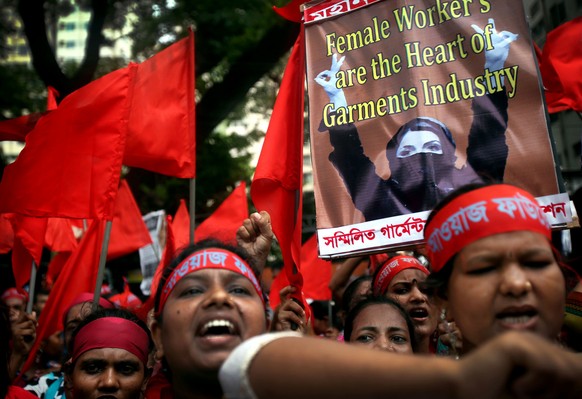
[6,214,47,288]
[19,219,105,376]
[0,214,14,254]
[124,29,196,178]
[299,234,332,301]
[251,26,306,307]
[171,199,190,252]
[0,66,134,220]
[541,17,582,113]
[107,180,152,259]
[195,182,248,244]
[45,218,77,253]
[0,113,45,142]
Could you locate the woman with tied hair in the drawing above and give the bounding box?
[371,254,439,353]
[64,307,152,399]
[145,239,275,399]
[423,183,579,354]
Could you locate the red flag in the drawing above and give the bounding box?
[195,182,249,245]
[45,218,77,253]
[7,215,47,288]
[171,199,190,252]
[46,86,59,111]
[124,29,196,178]
[19,219,105,376]
[0,66,133,220]
[299,234,332,301]
[251,27,306,306]
[541,17,582,113]
[107,180,152,259]
[0,214,14,254]
[45,252,71,288]
[109,277,142,310]
[0,113,45,142]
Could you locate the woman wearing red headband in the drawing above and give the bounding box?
[146,240,270,399]
[424,183,576,353]
[64,307,152,399]
[372,254,438,353]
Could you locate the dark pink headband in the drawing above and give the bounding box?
[157,248,263,314]
[72,317,150,365]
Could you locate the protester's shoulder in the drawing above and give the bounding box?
[23,371,63,397]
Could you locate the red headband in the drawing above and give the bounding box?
[1,288,27,303]
[373,255,429,296]
[424,184,551,272]
[157,248,263,314]
[72,317,150,365]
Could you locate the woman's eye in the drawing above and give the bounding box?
[355,334,374,343]
[466,264,496,275]
[180,286,204,297]
[390,335,408,344]
[118,364,138,376]
[522,257,553,269]
[83,363,102,375]
[230,286,251,296]
[393,288,409,295]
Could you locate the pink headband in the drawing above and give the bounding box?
[72,317,150,365]
[373,255,429,296]
[1,288,27,303]
[424,184,551,272]
[157,248,264,314]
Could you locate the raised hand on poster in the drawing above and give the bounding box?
[314,53,348,110]
[471,18,519,73]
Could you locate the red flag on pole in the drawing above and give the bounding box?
[299,234,332,301]
[251,26,307,310]
[107,180,152,259]
[124,29,196,178]
[6,214,47,288]
[0,66,134,220]
[171,199,190,252]
[19,219,105,376]
[195,182,249,244]
[541,17,582,113]
[45,218,77,253]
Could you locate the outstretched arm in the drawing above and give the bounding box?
[467,19,515,182]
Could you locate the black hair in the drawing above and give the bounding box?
[153,239,266,319]
[67,307,153,369]
[341,275,373,313]
[0,307,10,398]
[344,296,418,352]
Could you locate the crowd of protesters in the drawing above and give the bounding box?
[2,183,582,398]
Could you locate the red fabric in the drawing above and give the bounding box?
[541,17,582,113]
[171,199,190,252]
[1,287,27,303]
[300,234,332,301]
[251,27,307,309]
[372,255,429,296]
[45,218,77,253]
[107,180,152,259]
[109,277,142,310]
[0,214,14,254]
[195,182,249,245]
[0,67,133,220]
[124,29,196,178]
[45,252,71,288]
[273,0,308,22]
[7,215,47,288]
[6,386,38,399]
[18,220,106,378]
[46,86,59,110]
[143,370,173,399]
[72,316,150,364]
[424,184,552,273]
[0,113,44,142]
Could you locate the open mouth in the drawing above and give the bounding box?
[408,308,429,320]
[496,308,538,326]
[200,319,236,336]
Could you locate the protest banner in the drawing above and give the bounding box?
[304,0,571,258]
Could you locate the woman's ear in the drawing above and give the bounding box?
[150,319,165,361]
